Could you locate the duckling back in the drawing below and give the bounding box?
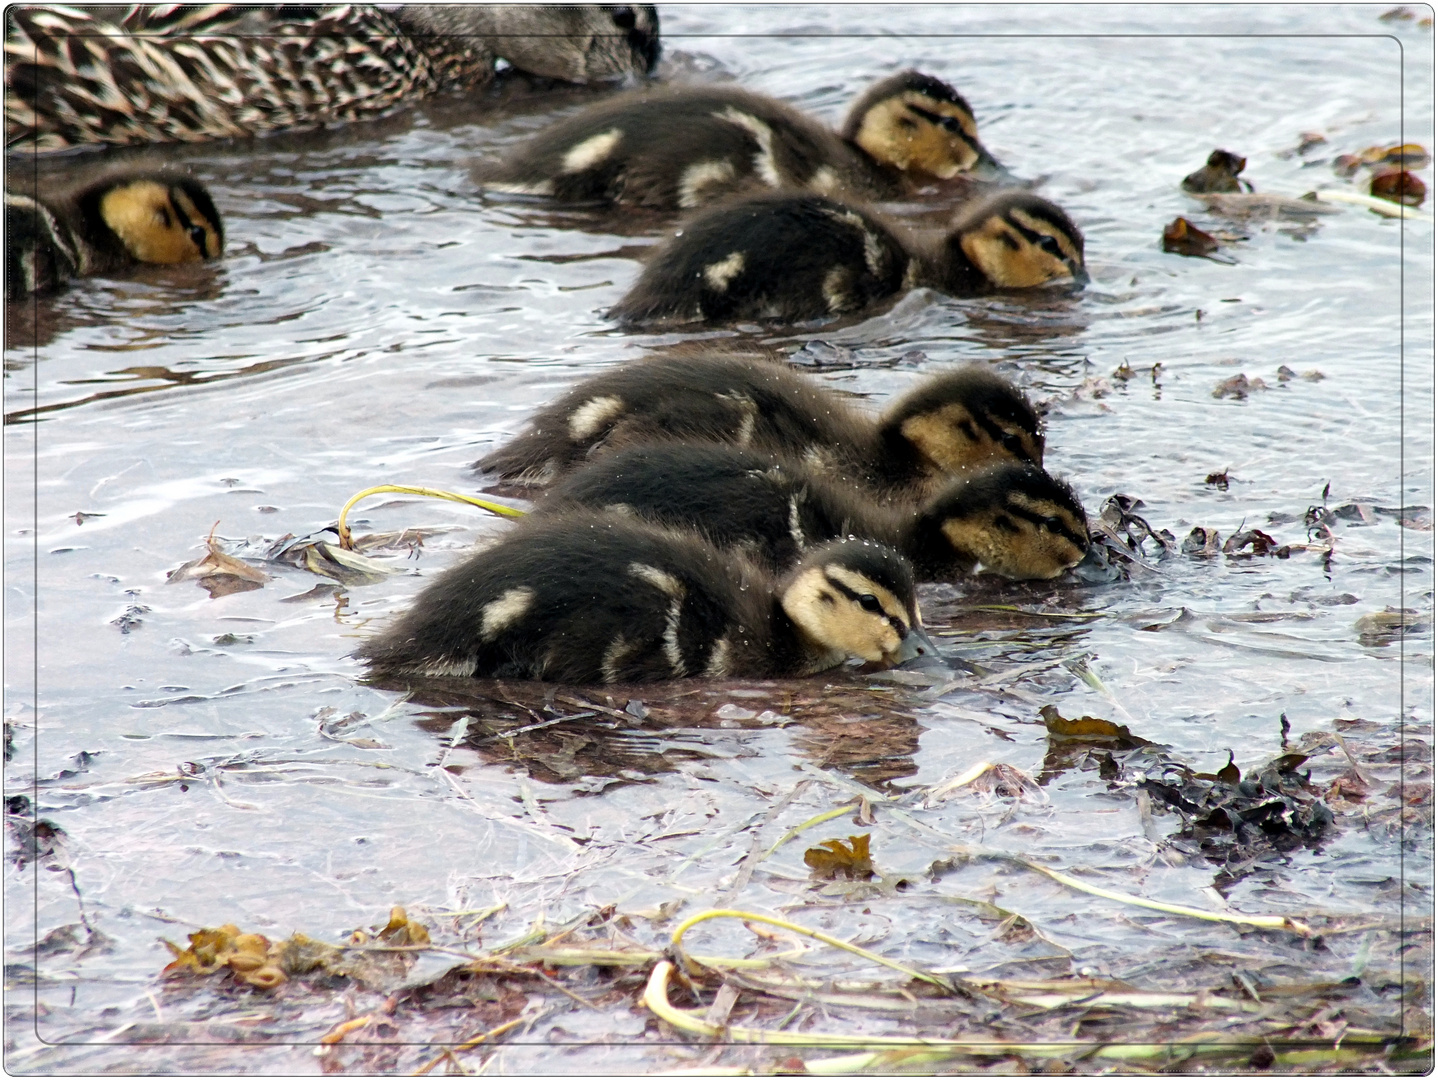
[474,353,873,486]
[481,87,877,209]
[356,513,770,683]
[541,443,894,572]
[610,192,911,325]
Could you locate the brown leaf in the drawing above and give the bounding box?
[168,523,269,594]
[803,834,874,880]
[1205,469,1230,490]
[1213,374,1268,399]
[1040,705,1153,748]
[1370,170,1426,207]
[1163,216,1220,257]
[1223,527,1280,556]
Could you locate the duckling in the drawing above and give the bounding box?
[1181,150,1253,194]
[6,173,223,299]
[474,354,1043,499]
[6,5,660,151]
[609,190,1087,325]
[355,512,935,683]
[542,444,1090,581]
[480,70,999,210]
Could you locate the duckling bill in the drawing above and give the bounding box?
[609,190,1086,325]
[6,174,223,299]
[480,70,1000,210]
[541,444,1090,581]
[355,513,935,683]
[475,354,1043,498]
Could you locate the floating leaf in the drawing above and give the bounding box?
[1181,149,1250,194]
[1163,216,1221,257]
[1039,705,1153,749]
[1213,374,1268,400]
[1223,527,1282,556]
[803,834,873,880]
[1205,469,1231,490]
[1370,170,1426,207]
[168,523,270,596]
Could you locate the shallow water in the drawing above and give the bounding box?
[4,4,1434,1072]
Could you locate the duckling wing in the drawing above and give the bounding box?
[610,194,910,324]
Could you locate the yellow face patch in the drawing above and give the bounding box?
[781,565,913,666]
[940,500,1087,580]
[900,404,1043,476]
[959,214,1081,289]
[852,92,981,179]
[100,181,218,264]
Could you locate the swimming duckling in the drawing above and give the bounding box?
[6,5,660,151]
[480,70,999,210]
[355,512,935,683]
[542,444,1089,580]
[475,355,1043,498]
[609,190,1086,325]
[1181,150,1253,194]
[6,174,223,299]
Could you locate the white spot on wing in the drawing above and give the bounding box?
[716,108,782,187]
[602,634,632,683]
[480,586,535,641]
[414,658,478,677]
[561,128,622,173]
[704,637,731,677]
[703,251,745,291]
[568,395,625,441]
[663,597,687,676]
[629,562,684,598]
[484,180,555,197]
[679,160,737,208]
[822,266,850,313]
[809,166,839,195]
[788,494,807,551]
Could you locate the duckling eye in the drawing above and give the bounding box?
[1001,433,1024,454]
[1042,516,1065,533]
[188,225,208,250]
[1037,235,1063,257]
[858,594,883,613]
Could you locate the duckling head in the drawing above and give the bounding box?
[97,178,223,263]
[920,463,1089,580]
[948,191,1087,289]
[403,5,660,81]
[780,538,938,668]
[840,70,1001,181]
[883,366,1044,476]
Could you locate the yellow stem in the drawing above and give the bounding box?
[670,909,952,993]
[336,484,525,549]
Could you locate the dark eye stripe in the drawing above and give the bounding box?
[1005,216,1078,262]
[967,411,1035,458]
[905,104,978,149]
[1006,505,1088,549]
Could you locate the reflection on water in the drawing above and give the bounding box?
[3,5,1433,1070]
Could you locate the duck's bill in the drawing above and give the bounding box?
[1068,264,1091,287]
[892,627,943,666]
[968,147,1015,184]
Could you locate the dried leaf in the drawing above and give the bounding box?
[1223,527,1280,556]
[1163,216,1221,257]
[803,834,874,880]
[1181,149,1249,194]
[168,524,270,594]
[1370,170,1426,207]
[1205,469,1231,490]
[1213,374,1268,399]
[1040,705,1153,749]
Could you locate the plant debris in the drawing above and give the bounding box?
[803,834,874,879]
[162,907,434,993]
[1370,169,1426,206]
[167,523,270,597]
[1214,373,1268,399]
[1163,216,1222,257]
[1182,149,1252,194]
